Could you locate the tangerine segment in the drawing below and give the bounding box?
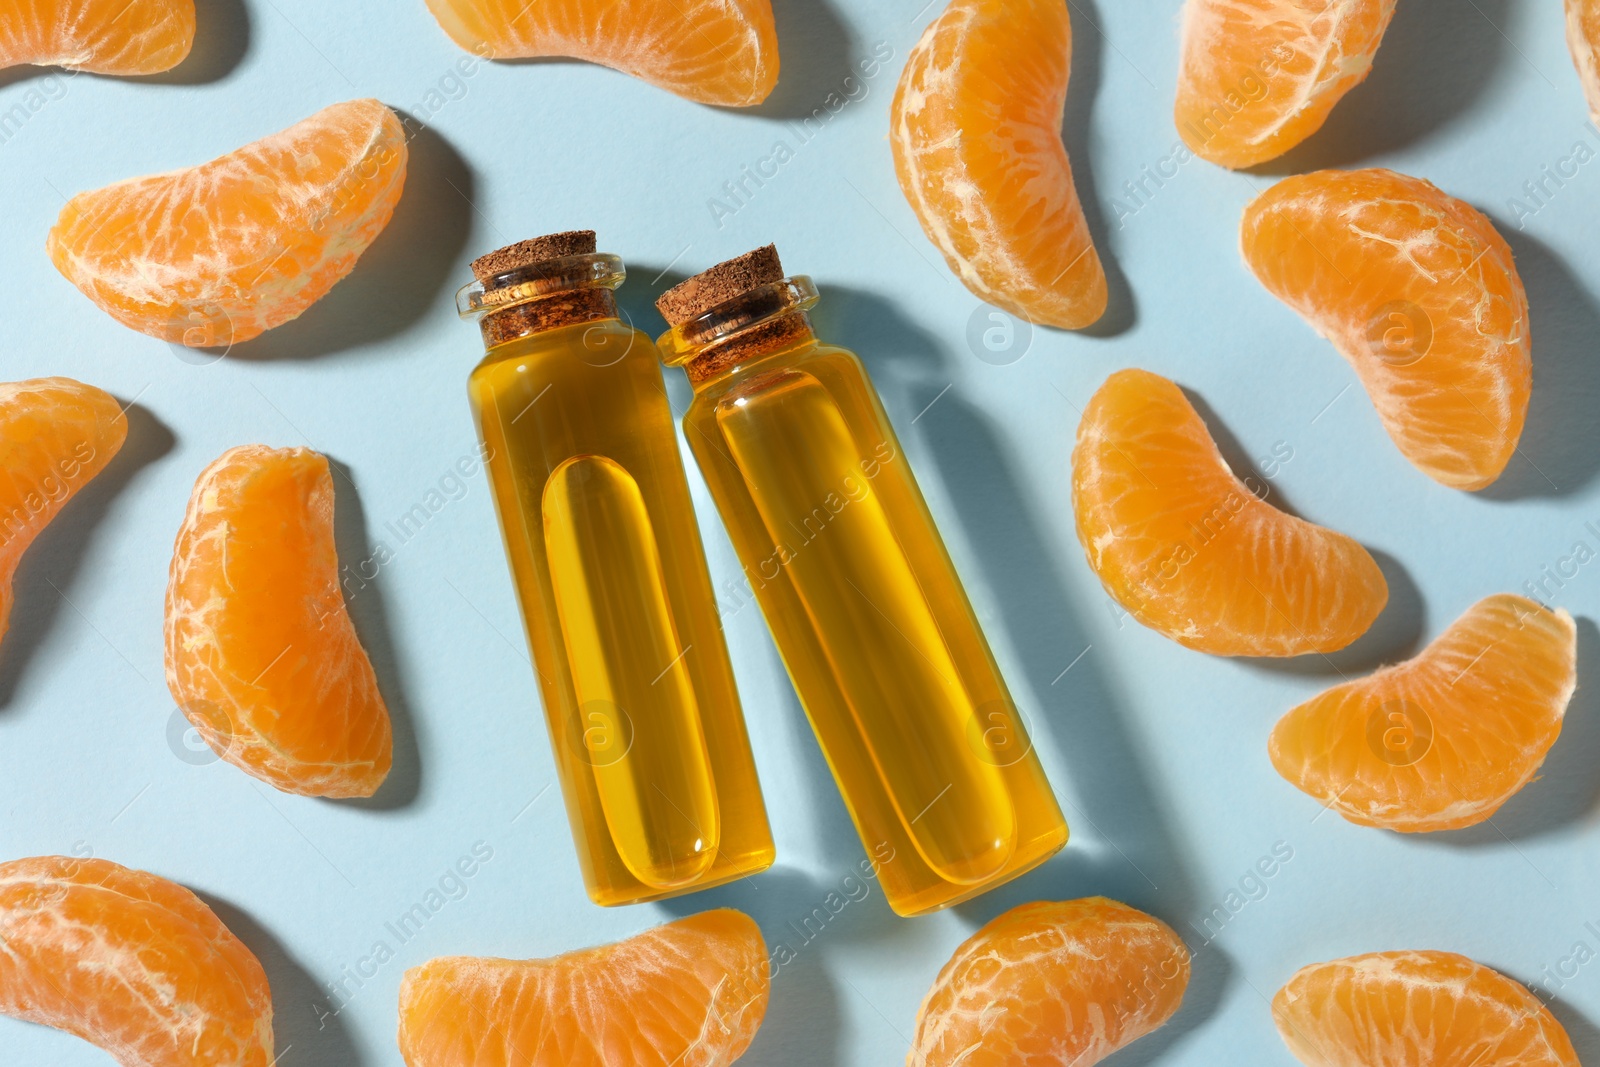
[397,909,769,1067]
[0,855,274,1067]
[1568,0,1600,125]
[1270,594,1574,833]
[424,0,778,106]
[0,377,126,647]
[891,0,1107,329]
[164,445,392,799]
[1176,0,1396,168]
[1241,168,1530,491]
[0,0,194,74]
[1072,368,1387,657]
[1274,951,1579,1066]
[47,99,407,347]
[908,898,1189,1067]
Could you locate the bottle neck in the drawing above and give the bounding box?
[480,290,616,349]
[458,253,625,350]
[658,276,821,387]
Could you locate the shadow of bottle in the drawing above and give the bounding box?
[197,891,368,1067]
[324,458,424,811]
[0,401,174,711]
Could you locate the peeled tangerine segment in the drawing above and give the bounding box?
[47,99,407,347]
[0,855,274,1067]
[0,377,125,647]
[1270,594,1575,832]
[1072,368,1387,657]
[0,0,194,74]
[398,909,769,1067]
[1274,951,1580,1067]
[1568,0,1600,124]
[1176,0,1396,168]
[908,898,1189,1067]
[891,0,1107,329]
[164,445,393,799]
[424,0,778,106]
[1242,168,1530,491]
[543,454,720,889]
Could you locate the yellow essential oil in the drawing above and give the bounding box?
[656,247,1067,916]
[459,233,773,905]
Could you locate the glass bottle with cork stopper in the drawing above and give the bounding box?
[458,231,774,906]
[655,246,1068,917]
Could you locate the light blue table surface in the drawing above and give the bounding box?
[3,1,1599,1064]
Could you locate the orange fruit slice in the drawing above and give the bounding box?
[1274,951,1579,1066]
[0,377,126,649]
[908,897,1189,1067]
[1270,594,1575,832]
[47,99,407,348]
[1567,0,1600,124]
[164,445,393,799]
[1175,0,1397,168]
[1071,368,1387,657]
[1241,168,1530,491]
[0,855,274,1066]
[891,0,1107,329]
[397,908,769,1067]
[424,0,779,107]
[0,0,194,74]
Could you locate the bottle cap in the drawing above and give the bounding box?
[656,245,784,326]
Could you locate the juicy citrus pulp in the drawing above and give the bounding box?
[892,0,1107,329]
[908,897,1189,1067]
[165,445,393,799]
[1274,951,1579,1066]
[0,0,194,74]
[1241,168,1530,490]
[1071,368,1387,657]
[1270,593,1575,832]
[0,376,126,649]
[424,0,779,106]
[0,855,274,1067]
[48,99,408,347]
[1176,0,1397,168]
[397,908,768,1067]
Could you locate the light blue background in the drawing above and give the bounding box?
[3,0,1599,1063]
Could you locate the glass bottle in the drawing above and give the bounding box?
[459,232,774,906]
[655,246,1067,916]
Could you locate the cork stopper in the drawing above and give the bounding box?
[657,245,785,326]
[471,231,597,282]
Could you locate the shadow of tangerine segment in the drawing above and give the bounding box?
[0,856,275,1067]
[1271,594,1576,832]
[660,249,1066,916]
[463,237,772,907]
[544,455,720,890]
[1242,168,1530,491]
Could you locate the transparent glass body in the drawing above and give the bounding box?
[462,255,773,906]
[660,278,1067,916]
